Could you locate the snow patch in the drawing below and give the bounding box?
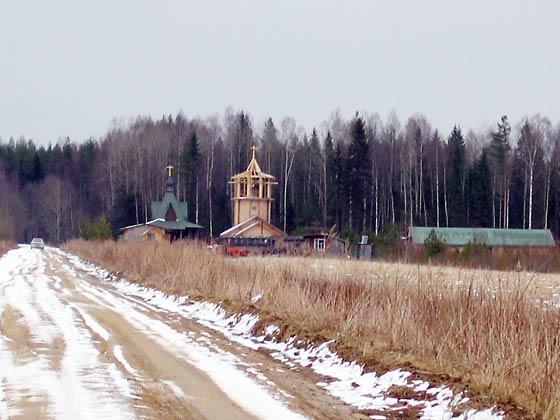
[162,380,189,400]
[114,345,139,378]
[73,305,111,341]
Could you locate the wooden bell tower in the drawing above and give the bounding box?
[230,146,277,226]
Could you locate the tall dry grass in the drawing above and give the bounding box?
[65,239,560,417]
[0,241,14,257]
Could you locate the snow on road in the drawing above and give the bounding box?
[0,247,133,420]
[0,246,309,419]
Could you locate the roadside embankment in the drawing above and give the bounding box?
[64,239,557,417]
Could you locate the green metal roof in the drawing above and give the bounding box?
[148,219,203,230]
[151,191,188,221]
[409,227,556,247]
[148,177,202,231]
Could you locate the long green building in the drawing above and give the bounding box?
[409,227,556,247]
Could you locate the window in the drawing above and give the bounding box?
[251,182,259,197]
[314,238,326,251]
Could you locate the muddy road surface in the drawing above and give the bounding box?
[0,246,359,420]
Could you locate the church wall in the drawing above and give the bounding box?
[237,200,270,225]
[236,223,283,238]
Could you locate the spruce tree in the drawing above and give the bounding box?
[490,115,511,227]
[324,131,336,226]
[468,150,492,227]
[446,126,466,226]
[180,132,201,215]
[347,114,371,232]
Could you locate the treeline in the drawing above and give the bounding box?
[1,109,559,244]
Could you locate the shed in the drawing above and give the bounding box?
[119,224,167,243]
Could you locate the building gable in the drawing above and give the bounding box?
[151,191,188,222]
[220,216,285,239]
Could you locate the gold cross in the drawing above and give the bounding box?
[251,145,257,160]
[166,165,174,177]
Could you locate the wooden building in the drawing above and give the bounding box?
[284,225,346,256]
[119,223,167,243]
[220,147,285,247]
[119,166,203,242]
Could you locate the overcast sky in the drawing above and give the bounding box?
[1,1,559,144]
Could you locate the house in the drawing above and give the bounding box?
[284,224,346,256]
[119,165,203,242]
[220,146,285,248]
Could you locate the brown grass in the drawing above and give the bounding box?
[64,239,560,417]
[0,241,14,257]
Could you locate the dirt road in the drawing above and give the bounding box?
[0,246,357,420]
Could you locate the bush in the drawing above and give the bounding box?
[460,240,488,261]
[80,217,112,240]
[424,229,445,260]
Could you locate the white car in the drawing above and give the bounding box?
[30,238,45,250]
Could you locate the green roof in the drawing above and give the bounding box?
[151,191,188,221]
[148,177,203,231]
[409,227,556,247]
[148,219,202,230]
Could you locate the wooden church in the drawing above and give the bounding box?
[119,166,203,242]
[220,147,285,247]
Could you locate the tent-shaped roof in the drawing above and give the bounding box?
[150,177,203,231]
[409,227,556,247]
[220,216,285,239]
[231,147,275,180]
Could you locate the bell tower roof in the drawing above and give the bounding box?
[231,146,275,180]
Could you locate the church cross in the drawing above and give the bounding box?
[251,145,257,160]
[166,165,174,177]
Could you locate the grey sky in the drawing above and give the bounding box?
[1,0,559,144]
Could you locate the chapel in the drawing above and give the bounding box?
[120,165,203,242]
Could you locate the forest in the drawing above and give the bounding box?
[1,109,559,244]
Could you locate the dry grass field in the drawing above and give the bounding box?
[65,239,560,417]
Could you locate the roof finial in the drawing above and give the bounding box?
[251,145,257,160]
[166,165,174,177]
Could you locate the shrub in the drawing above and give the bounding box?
[460,240,488,261]
[80,217,112,240]
[423,229,445,260]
